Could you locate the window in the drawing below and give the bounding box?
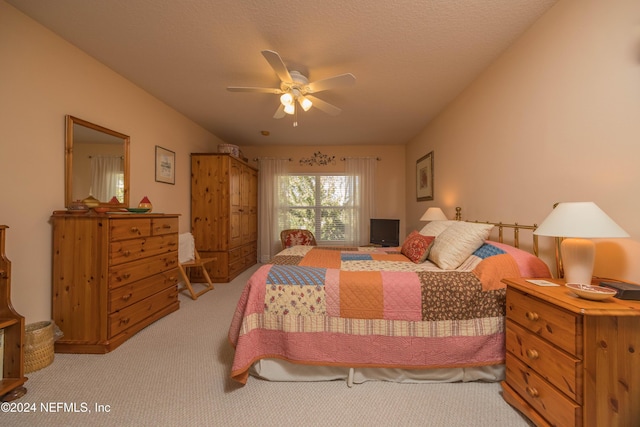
[281,174,354,244]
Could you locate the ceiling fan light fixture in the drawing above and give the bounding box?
[280,92,294,106]
[298,95,313,111]
[228,50,355,123]
[283,103,295,115]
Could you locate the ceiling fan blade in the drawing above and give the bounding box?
[305,95,342,116]
[227,86,282,94]
[306,73,356,93]
[273,104,286,119]
[261,50,293,83]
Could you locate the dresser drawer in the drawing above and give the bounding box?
[108,286,178,336]
[110,234,178,266]
[109,253,178,288]
[506,288,580,355]
[505,352,581,427]
[506,320,581,402]
[229,246,243,263]
[109,270,179,313]
[110,218,152,241]
[152,217,178,235]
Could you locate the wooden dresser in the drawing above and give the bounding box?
[191,153,257,282]
[501,277,640,426]
[0,225,27,401]
[51,213,180,353]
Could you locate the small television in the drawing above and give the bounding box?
[369,218,400,247]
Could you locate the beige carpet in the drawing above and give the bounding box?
[4,265,532,426]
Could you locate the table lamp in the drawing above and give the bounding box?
[420,207,448,222]
[534,202,629,284]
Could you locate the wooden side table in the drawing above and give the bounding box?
[501,277,640,427]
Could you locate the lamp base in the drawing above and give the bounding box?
[561,238,595,285]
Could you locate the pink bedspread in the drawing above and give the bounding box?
[228,243,550,384]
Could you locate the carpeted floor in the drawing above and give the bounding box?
[4,264,532,426]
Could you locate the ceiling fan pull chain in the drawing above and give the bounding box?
[293,103,298,127]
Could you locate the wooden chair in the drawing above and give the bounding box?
[177,233,215,300]
[280,229,317,250]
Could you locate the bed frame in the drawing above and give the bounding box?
[456,207,539,256]
[247,208,546,387]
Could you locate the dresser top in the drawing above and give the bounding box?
[52,211,180,218]
[503,277,640,316]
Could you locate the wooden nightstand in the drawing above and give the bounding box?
[501,277,640,427]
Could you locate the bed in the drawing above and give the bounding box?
[228,219,551,386]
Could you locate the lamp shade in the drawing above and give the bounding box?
[420,207,448,222]
[534,202,629,238]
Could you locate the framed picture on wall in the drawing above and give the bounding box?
[155,145,175,185]
[416,151,434,201]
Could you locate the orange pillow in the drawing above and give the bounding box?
[401,231,435,263]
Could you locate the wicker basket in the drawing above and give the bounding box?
[24,321,55,373]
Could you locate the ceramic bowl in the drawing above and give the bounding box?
[565,283,617,301]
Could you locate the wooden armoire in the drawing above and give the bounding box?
[191,153,258,282]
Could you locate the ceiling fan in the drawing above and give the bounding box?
[227,50,356,126]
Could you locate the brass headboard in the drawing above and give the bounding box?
[455,207,539,257]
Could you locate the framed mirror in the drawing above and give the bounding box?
[65,115,130,207]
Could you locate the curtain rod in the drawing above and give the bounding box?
[252,156,380,161]
[88,155,124,159]
[252,157,292,161]
[340,157,381,161]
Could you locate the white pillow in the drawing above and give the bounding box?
[419,220,456,237]
[428,222,494,270]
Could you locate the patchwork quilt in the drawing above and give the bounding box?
[228,243,550,384]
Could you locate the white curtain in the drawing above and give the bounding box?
[258,158,290,262]
[344,157,377,246]
[90,156,123,201]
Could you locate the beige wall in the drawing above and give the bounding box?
[0,2,223,322]
[406,0,640,282]
[5,0,640,327]
[239,144,407,237]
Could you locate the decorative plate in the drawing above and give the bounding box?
[565,283,617,301]
[126,207,150,213]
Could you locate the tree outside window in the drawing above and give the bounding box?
[282,175,352,243]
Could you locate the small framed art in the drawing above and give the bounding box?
[416,151,433,201]
[155,145,175,185]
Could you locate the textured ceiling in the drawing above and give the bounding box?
[8,0,557,146]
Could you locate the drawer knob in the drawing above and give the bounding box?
[122,273,131,279]
[525,311,539,321]
[162,224,172,229]
[525,386,539,398]
[130,227,139,233]
[122,293,132,301]
[123,250,131,257]
[526,349,539,360]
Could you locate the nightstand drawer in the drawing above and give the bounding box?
[506,320,581,402]
[505,352,581,427]
[506,287,579,355]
